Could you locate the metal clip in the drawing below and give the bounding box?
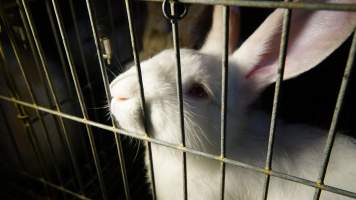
[100,37,112,65]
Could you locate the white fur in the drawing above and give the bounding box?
[110,2,356,199]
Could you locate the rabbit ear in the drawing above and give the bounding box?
[200,6,240,54]
[231,0,356,91]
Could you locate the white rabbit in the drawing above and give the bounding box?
[110,1,356,199]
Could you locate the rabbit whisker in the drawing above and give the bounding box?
[88,105,110,110]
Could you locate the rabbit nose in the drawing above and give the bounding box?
[115,96,129,101]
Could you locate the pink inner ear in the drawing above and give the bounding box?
[245,65,264,79]
[236,5,356,90]
[244,32,282,80]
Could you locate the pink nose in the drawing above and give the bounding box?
[115,96,129,101]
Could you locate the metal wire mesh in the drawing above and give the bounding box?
[0,0,355,200]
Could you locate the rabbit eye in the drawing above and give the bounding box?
[187,83,208,99]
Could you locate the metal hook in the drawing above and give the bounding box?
[162,0,188,22]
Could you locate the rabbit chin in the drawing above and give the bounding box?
[110,98,145,135]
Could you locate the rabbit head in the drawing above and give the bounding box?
[110,49,240,152]
[110,2,356,153]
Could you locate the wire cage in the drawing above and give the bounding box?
[0,0,355,200]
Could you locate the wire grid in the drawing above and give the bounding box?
[0,0,355,200]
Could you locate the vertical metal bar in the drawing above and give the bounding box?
[313,29,356,200]
[45,0,90,164]
[84,0,131,199]
[123,0,157,199]
[50,0,108,199]
[220,6,229,200]
[67,0,100,121]
[19,0,84,193]
[0,37,51,199]
[0,8,64,187]
[261,5,291,200]
[44,1,73,97]
[169,2,188,199]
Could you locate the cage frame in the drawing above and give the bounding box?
[0,0,355,199]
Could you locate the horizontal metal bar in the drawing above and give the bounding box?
[138,0,356,11]
[1,95,356,199]
[27,99,72,123]
[270,170,356,199]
